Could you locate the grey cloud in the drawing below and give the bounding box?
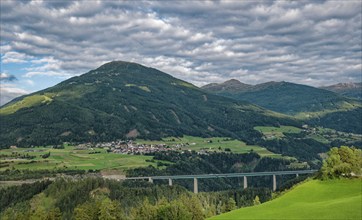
[0,73,17,82]
[0,0,361,87]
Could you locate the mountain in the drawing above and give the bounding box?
[0,61,298,148]
[201,79,253,93]
[320,82,362,100]
[202,80,362,134]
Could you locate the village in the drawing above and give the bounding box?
[75,140,187,155]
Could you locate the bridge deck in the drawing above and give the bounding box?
[126,170,317,180]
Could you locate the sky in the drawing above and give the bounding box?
[1,0,361,105]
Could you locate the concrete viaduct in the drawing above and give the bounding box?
[125,170,317,193]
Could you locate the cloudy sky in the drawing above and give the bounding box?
[1,0,361,105]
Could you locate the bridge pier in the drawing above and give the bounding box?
[273,175,276,191]
[243,176,247,189]
[194,177,198,194]
[148,177,153,183]
[296,173,299,177]
[168,178,172,186]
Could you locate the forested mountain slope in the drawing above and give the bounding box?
[0,61,298,148]
[202,80,362,134]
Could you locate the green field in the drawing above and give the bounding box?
[137,135,277,156]
[254,126,302,139]
[210,178,362,220]
[0,146,163,171]
[0,135,291,172]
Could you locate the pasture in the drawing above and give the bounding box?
[210,178,362,220]
[254,126,302,139]
[137,135,278,156]
[0,146,160,171]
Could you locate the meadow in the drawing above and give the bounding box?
[210,178,362,220]
[0,146,160,171]
[0,136,289,173]
[137,135,278,156]
[254,125,302,139]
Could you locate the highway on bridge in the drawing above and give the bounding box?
[125,170,318,193]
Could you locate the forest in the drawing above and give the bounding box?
[1,151,310,219]
[1,176,279,219]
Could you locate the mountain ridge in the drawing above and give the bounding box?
[320,82,362,100]
[202,79,362,134]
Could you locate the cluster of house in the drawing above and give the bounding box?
[75,140,183,155]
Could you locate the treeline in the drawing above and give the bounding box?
[0,152,36,159]
[0,169,87,181]
[1,177,272,220]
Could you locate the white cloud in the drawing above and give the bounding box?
[25,79,34,86]
[1,51,33,63]
[24,71,72,78]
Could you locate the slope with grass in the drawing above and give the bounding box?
[210,178,362,220]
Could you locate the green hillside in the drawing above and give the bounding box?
[0,61,298,148]
[202,80,362,134]
[210,178,362,220]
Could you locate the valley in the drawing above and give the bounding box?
[2,1,361,219]
[0,62,361,220]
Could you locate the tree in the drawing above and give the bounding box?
[46,208,62,220]
[224,198,237,212]
[253,196,261,206]
[321,146,362,179]
[155,198,191,220]
[131,198,157,220]
[98,198,117,220]
[30,206,47,220]
[180,194,204,220]
[74,201,98,220]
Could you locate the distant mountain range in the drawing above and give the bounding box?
[202,79,362,134]
[0,61,297,148]
[320,82,362,100]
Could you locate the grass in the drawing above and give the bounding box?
[0,146,164,171]
[254,126,302,139]
[125,84,151,92]
[137,135,278,157]
[0,94,53,115]
[294,101,362,119]
[210,178,362,220]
